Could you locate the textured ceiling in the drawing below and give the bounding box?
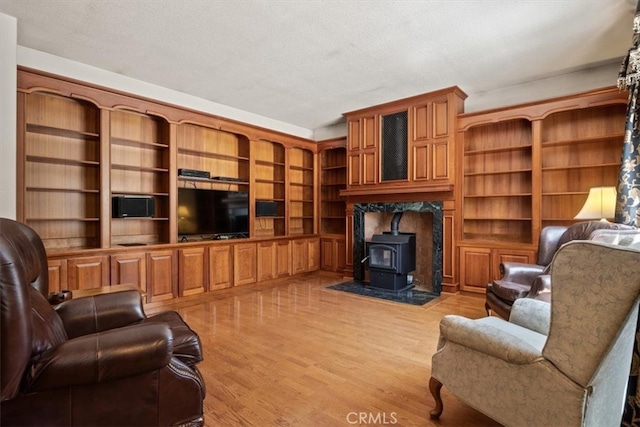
[0,0,637,133]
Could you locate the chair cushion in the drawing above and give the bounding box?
[139,311,203,366]
[491,280,531,303]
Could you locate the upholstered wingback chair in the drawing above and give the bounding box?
[0,218,206,426]
[431,240,640,427]
[485,221,634,318]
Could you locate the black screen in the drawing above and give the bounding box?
[178,188,248,236]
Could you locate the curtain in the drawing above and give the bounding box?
[618,3,640,425]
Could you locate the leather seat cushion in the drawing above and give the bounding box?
[491,280,531,302]
[139,311,203,366]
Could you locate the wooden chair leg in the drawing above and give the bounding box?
[429,376,444,419]
[485,302,492,316]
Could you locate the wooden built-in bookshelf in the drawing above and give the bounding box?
[457,87,627,293]
[253,139,286,237]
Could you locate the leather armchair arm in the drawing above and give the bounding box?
[438,315,544,364]
[55,290,146,339]
[26,323,172,392]
[527,274,552,300]
[499,262,546,285]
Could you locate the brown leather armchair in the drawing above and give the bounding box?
[0,218,206,426]
[485,221,635,318]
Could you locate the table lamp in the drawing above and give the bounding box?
[574,186,617,221]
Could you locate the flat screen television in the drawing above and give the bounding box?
[178,188,249,237]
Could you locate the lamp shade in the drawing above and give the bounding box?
[574,186,617,220]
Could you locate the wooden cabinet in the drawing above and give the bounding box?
[288,147,315,236]
[347,115,377,186]
[275,240,291,277]
[234,242,257,285]
[257,241,277,281]
[209,244,234,290]
[47,258,67,294]
[320,236,345,273]
[342,87,466,197]
[18,91,102,250]
[146,249,177,302]
[457,87,626,290]
[110,252,146,290]
[292,237,320,274]
[459,246,535,293]
[67,255,109,290]
[178,247,207,296]
[253,139,286,237]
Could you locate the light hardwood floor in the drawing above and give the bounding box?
[150,272,500,427]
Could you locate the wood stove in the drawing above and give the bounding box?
[365,213,416,292]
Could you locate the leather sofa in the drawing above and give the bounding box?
[0,218,206,426]
[485,221,635,318]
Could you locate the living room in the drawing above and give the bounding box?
[2,2,640,426]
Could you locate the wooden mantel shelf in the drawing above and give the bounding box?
[340,184,453,197]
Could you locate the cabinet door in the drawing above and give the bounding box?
[362,151,377,185]
[291,239,308,274]
[335,237,346,273]
[348,153,361,186]
[147,249,176,302]
[209,244,233,290]
[307,238,320,271]
[178,247,207,296]
[321,238,335,271]
[257,241,276,282]
[47,258,67,293]
[110,252,146,292]
[321,237,346,273]
[234,243,257,286]
[275,240,291,277]
[459,247,491,293]
[67,255,109,291]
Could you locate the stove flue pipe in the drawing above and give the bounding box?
[390,212,403,236]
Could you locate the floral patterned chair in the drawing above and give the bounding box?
[429,240,640,426]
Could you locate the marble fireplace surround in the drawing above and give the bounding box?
[353,202,443,295]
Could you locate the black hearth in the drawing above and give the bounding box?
[366,213,416,292]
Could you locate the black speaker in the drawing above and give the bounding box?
[112,196,155,218]
[256,201,278,217]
